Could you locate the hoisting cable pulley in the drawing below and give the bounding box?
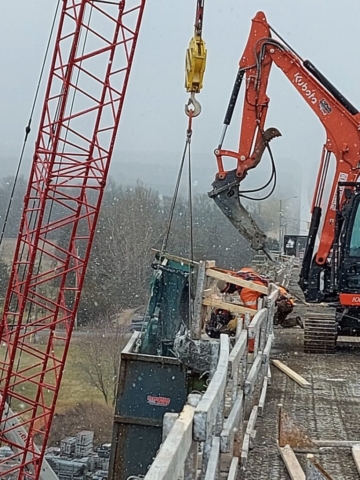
[185,0,207,117]
[160,0,207,253]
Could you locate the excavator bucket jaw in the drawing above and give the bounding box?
[209,127,281,257]
[209,169,268,251]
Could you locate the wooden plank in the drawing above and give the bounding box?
[206,268,269,295]
[277,443,305,480]
[272,360,311,389]
[162,413,179,442]
[352,445,360,475]
[337,336,360,344]
[235,315,243,339]
[245,353,262,396]
[184,395,201,480]
[204,437,220,480]
[184,438,198,480]
[202,297,256,316]
[229,330,247,376]
[220,394,243,454]
[194,335,229,442]
[267,288,279,306]
[240,433,250,466]
[246,406,258,438]
[314,440,360,447]
[145,405,194,480]
[258,377,268,416]
[227,457,239,480]
[151,249,199,266]
[248,309,267,349]
[205,260,216,268]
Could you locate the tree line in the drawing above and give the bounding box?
[0,176,283,324]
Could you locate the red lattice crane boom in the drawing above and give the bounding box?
[0,1,146,478]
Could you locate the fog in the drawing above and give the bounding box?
[1,1,360,230]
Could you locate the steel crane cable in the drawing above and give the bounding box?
[160,114,194,256]
[155,111,196,335]
[135,113,196,347]
[187,113,195,324]
[187,117,194,264]
[0,0,61,248]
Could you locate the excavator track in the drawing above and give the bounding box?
[304,313,337,354]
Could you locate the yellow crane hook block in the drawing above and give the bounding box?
[185,34,207,94]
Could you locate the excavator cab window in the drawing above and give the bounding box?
[349,204,360,257]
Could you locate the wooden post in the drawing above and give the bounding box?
[278,404,283,447]
[352,445,360,476]
[192,261,206,339]
[278,444,305,480]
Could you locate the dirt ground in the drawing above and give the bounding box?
[243,269,360,480]
[47,402,113,447]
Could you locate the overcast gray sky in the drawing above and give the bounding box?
[1,0,360,226]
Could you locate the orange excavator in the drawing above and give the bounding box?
[209,11,360,351]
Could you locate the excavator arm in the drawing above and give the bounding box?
[210,127,280,252]
[210,11,360,291]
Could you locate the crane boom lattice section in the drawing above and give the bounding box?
[0,1,146,478]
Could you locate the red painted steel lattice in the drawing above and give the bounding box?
[0,1,146,478]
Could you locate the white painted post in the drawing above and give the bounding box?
[145,405,195,480]
[192,261,206,339]
[185,394,201,480]
[228,330,247,405]
[204,437,220,480]
[194,335,229,478]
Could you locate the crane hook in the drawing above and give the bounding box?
[185,92,202,117]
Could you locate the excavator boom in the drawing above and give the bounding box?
[210,12,360,350]
[211,11,360,299]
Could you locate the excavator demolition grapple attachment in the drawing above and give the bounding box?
[209,128,281,258]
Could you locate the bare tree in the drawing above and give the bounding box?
[75,318,131,406]
[78,181,164,323]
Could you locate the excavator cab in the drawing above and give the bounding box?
[336,183,360,310]
[301,182,360,303]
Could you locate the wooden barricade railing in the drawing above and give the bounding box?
[143,283,280,480]
[128,254,297,480]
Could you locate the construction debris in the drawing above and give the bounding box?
[46,430,110,480]
[173,326,214,374]
[306,454,334,480]
[272,359,311,388]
